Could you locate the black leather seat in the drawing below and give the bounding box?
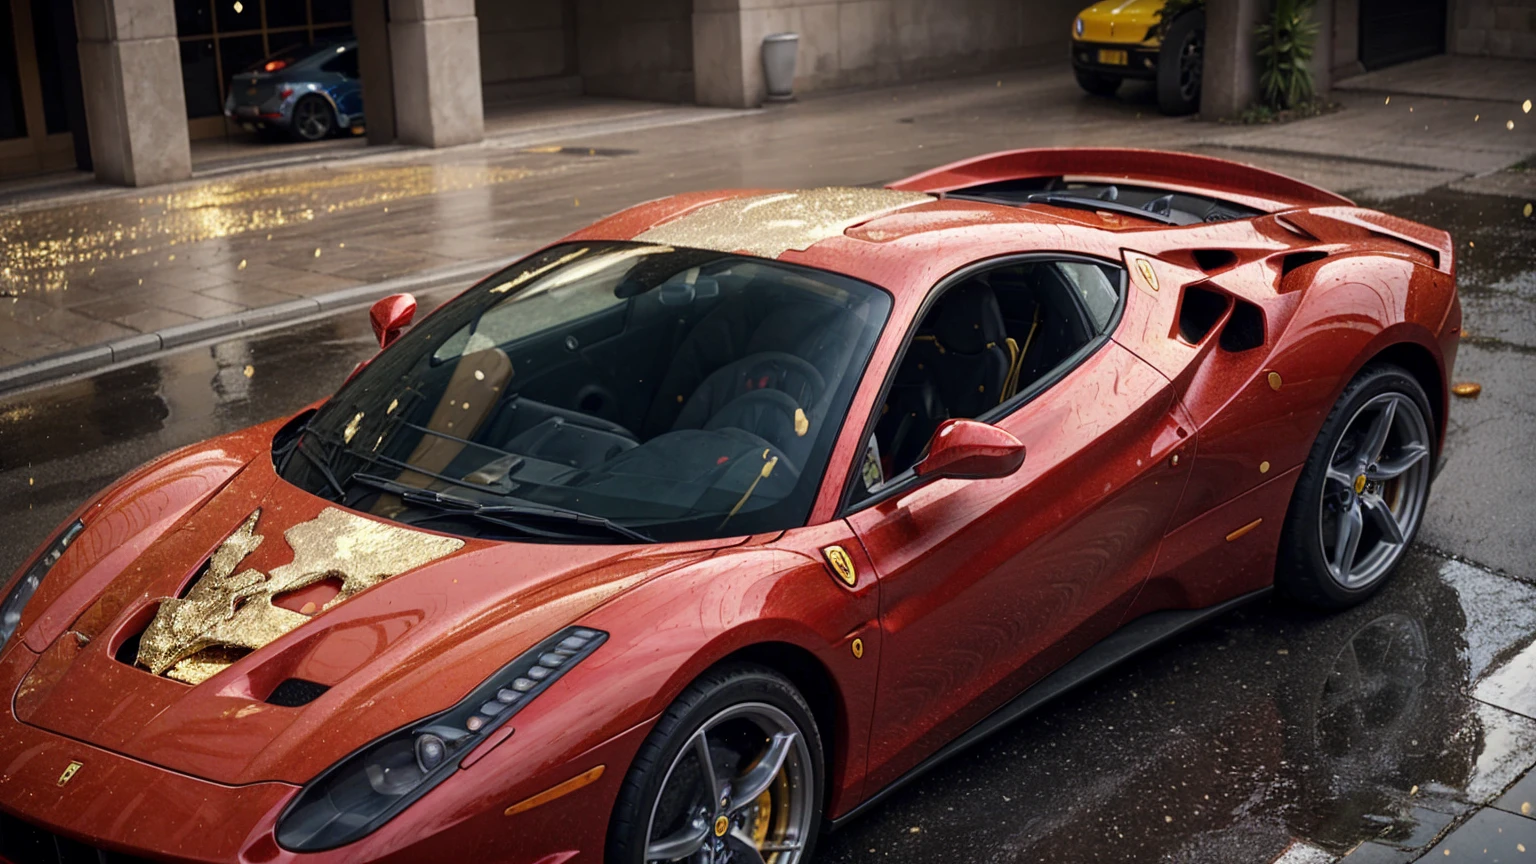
[876,280,1014,475]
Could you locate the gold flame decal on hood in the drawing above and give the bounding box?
[137,507,464,684]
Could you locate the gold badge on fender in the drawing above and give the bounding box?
[57,761,82,787]
[823,546,857,588]
[1135,258,1159,292]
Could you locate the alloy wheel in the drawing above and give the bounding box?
[1317,392,1432,590]
[645,702,815,864]
[294,98,332,141]
[1179,30,1204,102]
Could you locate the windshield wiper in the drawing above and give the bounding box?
[347,473,654,544]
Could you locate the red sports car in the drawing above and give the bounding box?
[0,149,1458,864]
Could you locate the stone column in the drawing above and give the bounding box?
[388,0,484,148]
[693,0,751,108]
[1200,0,1269,120]
[73,0,190,187]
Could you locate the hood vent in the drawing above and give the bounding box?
[267,678,331,707]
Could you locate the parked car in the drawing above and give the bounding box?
[1072,0,1206,114]
[0,149,1458,863]
[225,41,364,142]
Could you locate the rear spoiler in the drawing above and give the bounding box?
[887,148,1355,213]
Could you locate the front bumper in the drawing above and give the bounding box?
[1071,40,1161,80]
[0,642,642,863]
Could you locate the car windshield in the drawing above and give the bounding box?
[277,242,892,543]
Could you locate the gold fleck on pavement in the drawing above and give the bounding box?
[1452,382,1482,398]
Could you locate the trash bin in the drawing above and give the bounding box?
[762,33,799,101]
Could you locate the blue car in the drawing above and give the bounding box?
[224,41,364,142]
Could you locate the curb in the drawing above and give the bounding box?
[0,253,526,396]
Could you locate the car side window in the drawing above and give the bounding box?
[849,257,1123,505]
[322,50,359,79]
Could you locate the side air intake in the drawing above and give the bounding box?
[1177,284,1231,345]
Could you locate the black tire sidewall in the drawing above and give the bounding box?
[607,664,825,864]
[1156,10,1204,115]
[1277,364,1435,609]
[1075,69,1122,96]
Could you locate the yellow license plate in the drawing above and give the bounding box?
[1098,49,1129,65]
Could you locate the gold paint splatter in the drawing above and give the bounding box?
[1475,114,1481,122]
[1525,99,1532,114]
[574,198,580,207]
[1509,120,1517,131]
[1521,801,1530,815]
[1259,461,1271,474]
[136,508,463,683]
[387,398,399,414]
[1525,203,1533,218]
[242,364,254,378]
[474,369,485,381]
[238,259,247,270]
[461,402,471,410]
[314,247,322,257]
[1385,96,1391,105]
[27,477,33,486]
[794,408,809,436]
[1267,371,1283,391]
[338,242,345,248]
[1452,382,1482,398]
[343,411,364,442]
[299,601,317,615]
[1411,785,1419,795]
[636,188,932,259]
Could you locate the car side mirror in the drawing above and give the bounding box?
[914,419,1026,481]
[369,293,416,350]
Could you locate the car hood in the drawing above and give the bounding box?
[1077,0,1164,43]
[10,449,733,786]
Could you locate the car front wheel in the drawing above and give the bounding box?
[608,664,823,864]
[1277,364,1436,609]
[1156,10,1205,115]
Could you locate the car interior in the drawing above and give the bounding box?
[283,245,891,541]
[856,258,1122,499]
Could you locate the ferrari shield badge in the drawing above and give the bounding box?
[57,761,82,787]
[823,546,858,588]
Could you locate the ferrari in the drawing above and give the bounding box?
[0,148,1459,864]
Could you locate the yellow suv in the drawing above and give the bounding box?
[1070,0,1205,115]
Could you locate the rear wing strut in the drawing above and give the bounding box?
[888,148,1355,213]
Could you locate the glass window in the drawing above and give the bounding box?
[321,47,359,78]
[218,34,267,84]
[850,257,1122,503]
[175,0,213,37]
[180,39,222,118]
[311,0,351,24]
[313,25,355,45]
[264,0,307,29]
[30,0,70,135]
[278,243,892,543]
[0,5,26,141]
[215,0,260,34]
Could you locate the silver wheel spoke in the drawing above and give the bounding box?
[1363,495,1406,545]
[1326,465,1356,489]
[725,831,770,864]
[727,732,797,814]
[1370,443,1429,480]
[1361,398,1398,463]
[647,822,710,861]
[1332,501,1364,582]
[692,730,721,807]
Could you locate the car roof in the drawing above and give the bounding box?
[564,186,1169,303]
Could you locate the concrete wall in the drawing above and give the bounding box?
[577,0,696,102]
[477,0,577,88]
[695,0,1085,108]
[1450,0,1536,58]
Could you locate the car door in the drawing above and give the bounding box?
[846,256,1196,793]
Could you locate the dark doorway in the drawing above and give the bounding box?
[1359,0,1447,70]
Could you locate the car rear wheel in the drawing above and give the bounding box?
[1156,10,1205,115]
[291,95,335,142]
[1075,69,1122,97]
[608,664,823,864]
[1277,364,1435,609]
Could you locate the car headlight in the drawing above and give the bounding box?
[0,521,85,651]
[275,625,608,852]
[1075,16,1085,37]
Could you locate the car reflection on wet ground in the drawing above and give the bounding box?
[0,187,1534,864]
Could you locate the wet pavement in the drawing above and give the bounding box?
[3,62,1532,371]
[1,179,1535,862]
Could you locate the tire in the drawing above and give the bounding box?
[1276,364,1436,609]
[1156,10,1205,115]
[607,663,824,864]
[1075,69,1122,97]
[290,95,335,142]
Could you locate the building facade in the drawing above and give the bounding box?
[0,0,1531,186]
